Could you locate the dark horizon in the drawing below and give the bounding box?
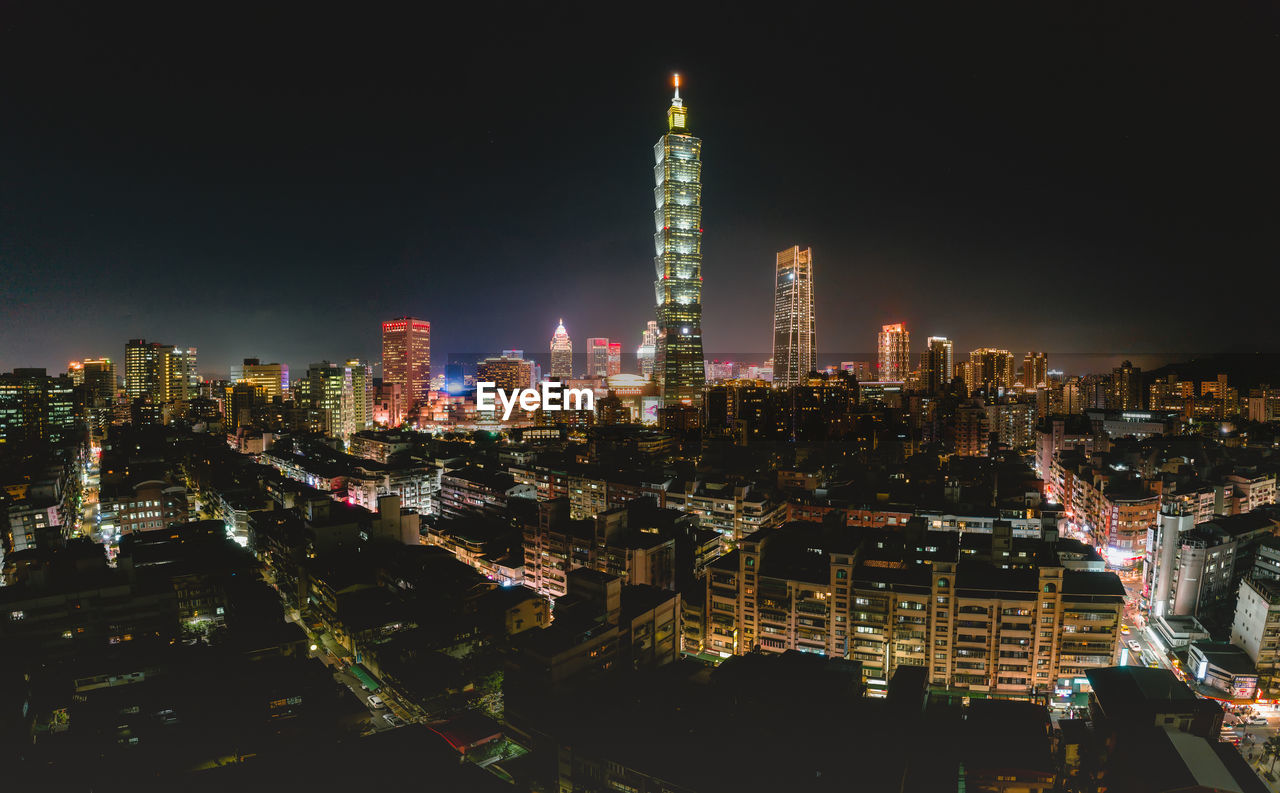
[2,3,1277,375]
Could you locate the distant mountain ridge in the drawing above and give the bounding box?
[1144,353,1280,391]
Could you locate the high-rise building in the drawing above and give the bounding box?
[607,342,622,377]
[550,319,573,380]
[125,339,174,402]
[1023,352,1049,389]
[0,368,79,447]
[920,336,954,395]
[587,338,611,378]
[78,358,116,436]
[169,347,199,401]
[771,245,816,389]
[346,358,374,433]
[652,75,706,406]
[238,359,289,401]
[876,323,909,382]
[381,317,431,407]
[637,321,658,380]
[1111,360,1142,410]
[299,362,354,440]
[477,354,536,414]
[964,348,1016,396]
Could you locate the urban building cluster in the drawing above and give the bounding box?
[2,76,1280,792]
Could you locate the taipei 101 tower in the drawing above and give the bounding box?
[651,74,705,407]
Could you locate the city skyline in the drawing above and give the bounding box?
[3,5,1276,375]
[3,6,1280,787]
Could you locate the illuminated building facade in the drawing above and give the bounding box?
[478,354,534,396]
[0,368,79,446]
[1023,352,1049,389]
[706,526,1122,695]
[169,347,199,401]
[125,339,173,402]
[920,336,953,395]
[876,323,909,382]
[652,75,705,406]
[381,317,431,410]
[346,358,374,433]
[607,342,622,377]
[298,361,355,440]
[78,358,116,434]
[771,245,815,389]
[238,359,289,401]
[1110,360,1142,410]
[636,321,658,380]
[587,338,610,378]
[550,319,573,380]
[965,348,1016,396]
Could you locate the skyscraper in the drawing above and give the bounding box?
[125,339,174,402]
[876,323,909,382]
[652,74,705,406]
[607,342,622,377]
[965,348,1016,396]
[637,320,658,380]
[1111,360,1142,410]
[478,353,535,400]
[771,245,816,389]
[1023,352,1049,389]
[0,369,79,447]
[587,338,611,378]
[169,347,199,401]
[550,319,573,380]
[381,317,431,407]
[346,358,374,433]
[301,361,354,440]
[920,336,954,395]
[80,358,116,435]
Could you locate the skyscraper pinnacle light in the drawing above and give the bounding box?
[651,74,705,407]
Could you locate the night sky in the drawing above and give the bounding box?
[1,3,1277,377]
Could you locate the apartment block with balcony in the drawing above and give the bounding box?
[707,523,1124,698]
[1230,576,1280,699]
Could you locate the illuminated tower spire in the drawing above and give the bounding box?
[550,318,573,381]
[652,74,704,406]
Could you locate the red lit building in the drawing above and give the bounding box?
[381,317,430,421]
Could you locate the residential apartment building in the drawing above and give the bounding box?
[521,499,677,600]
[706,524,1124,698]
[1230,576,1280,700]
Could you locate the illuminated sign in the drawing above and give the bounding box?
[475,382,593,420]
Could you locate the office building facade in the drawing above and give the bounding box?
[771,245,816,389]
[381,317,431,407]
[651,75,706,406]
[921,336,954,395]
[877,323,909,382]
[550,319,573,381]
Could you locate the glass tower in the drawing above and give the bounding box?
[772,245,815,389]
[652,74,705,406]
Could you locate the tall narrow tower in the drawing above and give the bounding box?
[652,74,705,406]
[381,317,431,407]
[877,324,910,382]
[772,245,816,389]
[550,319,573,380]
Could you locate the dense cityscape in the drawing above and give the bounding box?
[2,5,1278,792]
